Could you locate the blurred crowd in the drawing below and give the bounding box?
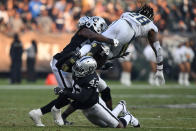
[0,0,196,34]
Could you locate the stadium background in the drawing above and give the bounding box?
[0,0,196,82]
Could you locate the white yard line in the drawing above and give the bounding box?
[112,94,196,98]
[0,84,195,89]
[145,126,196,130]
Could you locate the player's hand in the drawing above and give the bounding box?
[112,39,119,47]
[101,62,113,70]
[54,87,64,95]
[154,65,165,85]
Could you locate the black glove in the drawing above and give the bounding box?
[54,87,64,95]
[101,62,113,70]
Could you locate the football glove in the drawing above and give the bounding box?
[101,62,113,70]
[54,87,64,95]
[112,39,119,47]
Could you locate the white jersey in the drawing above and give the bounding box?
[120,12,158,37]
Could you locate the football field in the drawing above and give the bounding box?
[0,82,196,131]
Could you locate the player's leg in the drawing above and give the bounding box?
[150,61,157,86]
[119,44,136,86]
[61,104,76,125]
[184,61,191,86]
[82,97,120,128]
[98,76,113,110]
[120,61,132,86]
[178,63,185,85]
[83,97,140,128]
[50,58,72,89]
[29,94,70,126]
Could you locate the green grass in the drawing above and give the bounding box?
[0,82,196,131]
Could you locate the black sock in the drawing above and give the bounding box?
[40,99,57,115]
[55,94,70,109]
[119,117,127,128]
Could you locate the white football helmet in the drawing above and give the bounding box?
[78,16,91,28]
[87,16,108,34]
[72,56,97,77]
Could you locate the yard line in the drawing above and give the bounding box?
[145,126,196,130]
[112,94,196,98]
[127,103,196,109]
[140,117,196,120]
[0,84,195,89]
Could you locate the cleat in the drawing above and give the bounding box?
[29,109,45,127]
[129,113,140,128]
[51,106,64,126]
[119,100,127,115]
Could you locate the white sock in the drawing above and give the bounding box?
[120,72,131,86]
[178,72,183,84]
[149,72,155,85]
[112,104,123,117]
[184,73,189,81]
[182,72,186,85]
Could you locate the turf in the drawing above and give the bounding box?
[0,83,196,131]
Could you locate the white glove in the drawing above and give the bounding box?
[154,65,165,85]
[113,39,119,47]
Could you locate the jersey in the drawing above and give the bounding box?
[120,12,158,37]
[68,72,99,109]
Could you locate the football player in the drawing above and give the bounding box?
[59,56,140,128]
[29,16,116,126]
[78,5,165,85]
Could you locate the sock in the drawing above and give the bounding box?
[119,117,127,127]
[178,72,183,84]
[149,72,154,85]
[40,99,57,115]
[111,103,123,117]
[182,72,186,85]
[185,73,189,81]
[120,72,131,86]
[119,114,131,127]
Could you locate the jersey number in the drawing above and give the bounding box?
[129,13,150,25]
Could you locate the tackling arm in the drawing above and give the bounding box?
[78,28,119,46]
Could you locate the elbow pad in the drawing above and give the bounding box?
[153,41,163,64]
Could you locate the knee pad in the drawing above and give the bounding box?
[101,87,111,102]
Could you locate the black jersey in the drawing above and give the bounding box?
[64,72,99,109]
[54,26,95,60]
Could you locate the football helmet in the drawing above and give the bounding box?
[78,16,91,28]
[86,16,108,34]
[72,56,97,77]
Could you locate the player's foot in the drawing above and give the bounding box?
[63,119,73,125]
[29,109,45,127]
[51,106,64,126]
[120,79,131,86]
[119,100,127,115]
[129,113,140,128]
[184,80,190,86]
